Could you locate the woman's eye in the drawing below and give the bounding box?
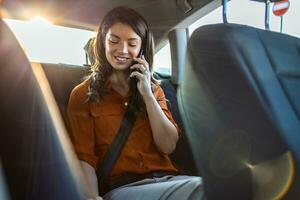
[129,43,137,47]
[109,39,118,44]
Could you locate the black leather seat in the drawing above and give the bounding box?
[0,19,84,200]
[178,23,300,199]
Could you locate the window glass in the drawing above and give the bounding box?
[4,18,172,74]
[153,43,172,75]
[189,0,299,38]
[4,18,96,66]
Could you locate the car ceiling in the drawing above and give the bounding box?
[2,0,221,50]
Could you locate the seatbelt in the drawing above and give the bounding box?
[96,108,136,195]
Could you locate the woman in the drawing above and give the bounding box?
[67,6,204,200]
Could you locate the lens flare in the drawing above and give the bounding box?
[249,151,294,200]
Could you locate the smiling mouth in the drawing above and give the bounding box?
[114,56,130,63]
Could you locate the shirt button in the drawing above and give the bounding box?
[139,161,144,167]
[124,101,128,107]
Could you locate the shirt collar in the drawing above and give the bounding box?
[105,80,132,98]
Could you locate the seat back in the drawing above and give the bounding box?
[41,63,88,131]
[178,23,300,199]
[159,79,198,175]
[0,20,84,200]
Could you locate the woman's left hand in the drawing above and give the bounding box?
[130,55,152,98]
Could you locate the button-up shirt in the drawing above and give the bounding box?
[67,79,179,181]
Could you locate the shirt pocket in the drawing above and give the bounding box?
[89,102,124,146]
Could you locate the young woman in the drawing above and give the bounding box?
[67,6,204,200]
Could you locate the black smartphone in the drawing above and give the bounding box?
[130,49,143,82]
[131,49,143,73]
[129,49,144,111]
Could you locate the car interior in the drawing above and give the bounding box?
[1,0,299,199]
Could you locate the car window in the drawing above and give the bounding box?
[153,43,172,75]
[189,0,299,38]
[4,17,173,75]
[4,18,96,66]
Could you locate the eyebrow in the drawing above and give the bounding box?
[110,33,140,41]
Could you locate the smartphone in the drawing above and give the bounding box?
[129,49,144,110]
[130,49,143,80]
[131,49,143,72]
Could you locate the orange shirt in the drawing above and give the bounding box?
[67,79,179,180]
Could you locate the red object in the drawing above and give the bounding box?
[273,0,290,16]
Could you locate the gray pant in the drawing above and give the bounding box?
[103,175,206,200]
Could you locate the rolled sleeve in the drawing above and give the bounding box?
[154,85,181,136]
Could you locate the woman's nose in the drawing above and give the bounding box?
[118,42,128,53]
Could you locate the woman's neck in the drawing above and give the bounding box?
[109,70,130,96]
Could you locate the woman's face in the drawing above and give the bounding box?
[105,22,142,71]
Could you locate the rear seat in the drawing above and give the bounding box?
[41,63,89,130]
[42,63,198,176]
[156,76,198,175]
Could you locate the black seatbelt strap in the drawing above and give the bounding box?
[96,109,136,195]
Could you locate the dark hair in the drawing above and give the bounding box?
[87,6,158,114]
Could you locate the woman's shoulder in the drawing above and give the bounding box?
[69,79,90,102]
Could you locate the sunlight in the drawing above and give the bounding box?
[4,18,96,65]
[30,16,52,25]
